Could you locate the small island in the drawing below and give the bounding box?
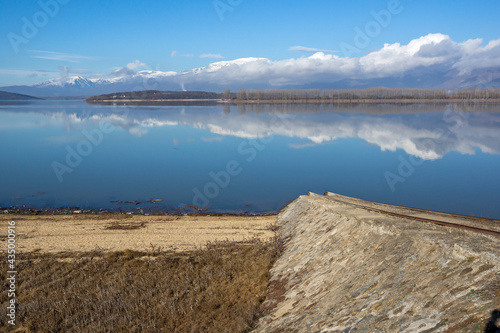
[85,90,221,105]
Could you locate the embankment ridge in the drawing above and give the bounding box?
[255,192,499,332]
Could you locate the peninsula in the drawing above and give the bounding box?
[85,87,500,105]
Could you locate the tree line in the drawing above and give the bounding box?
[224,87,500,101]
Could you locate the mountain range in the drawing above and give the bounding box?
[3,66,500,98]
[2,34,500,97]
[2,68,499,98]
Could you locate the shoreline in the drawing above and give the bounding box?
[2,193,498,255]
[2,199,499,220]
[0,213,276,253]
[86,98,221,103]
[0,206,277,216]
[224,98,500,104]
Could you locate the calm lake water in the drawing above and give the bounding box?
[1,100,499,218]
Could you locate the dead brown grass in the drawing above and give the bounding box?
[105,221,146,230]
[0,238,282,332]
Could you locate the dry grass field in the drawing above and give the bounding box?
[0,213,280,332]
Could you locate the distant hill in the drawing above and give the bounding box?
[0,91,42,100]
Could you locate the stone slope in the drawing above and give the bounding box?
[255,193,499,332]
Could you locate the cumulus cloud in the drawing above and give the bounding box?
[289,46,338,53]
[166,34,500,88]
[31,34,499,89]
[126,60,147,70]
[452,39,500,74]
[110,60,148,77]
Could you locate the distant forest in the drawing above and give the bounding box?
[227,87,500,102]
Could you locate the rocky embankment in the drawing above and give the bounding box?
[255,192,499,332]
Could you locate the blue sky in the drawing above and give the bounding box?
[1,0,500,86]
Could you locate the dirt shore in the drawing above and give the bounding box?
[0,213,276,254]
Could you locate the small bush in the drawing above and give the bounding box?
[105,221,146,230]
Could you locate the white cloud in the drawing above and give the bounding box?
[29,50,97,63]
[109,60,148,77]
[201,136,224,142]
[40,107,500,161]
[289,46,338,53]
[200,53,224,59]
[18,33,500,90]
[452,39,500,74]
[129,127,149,137]
[168,34,500,88]
[0,67,97,84]
[0,68,57,76]
[171,50,194,57]
[126,60,147,70]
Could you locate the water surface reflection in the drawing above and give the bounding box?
[0,101,499,217]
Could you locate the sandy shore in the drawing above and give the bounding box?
[0,213,276,254]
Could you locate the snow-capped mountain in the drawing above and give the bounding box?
[1,64,499,98]
[33,76,113,88]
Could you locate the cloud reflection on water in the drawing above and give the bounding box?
[6,102,500,160]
